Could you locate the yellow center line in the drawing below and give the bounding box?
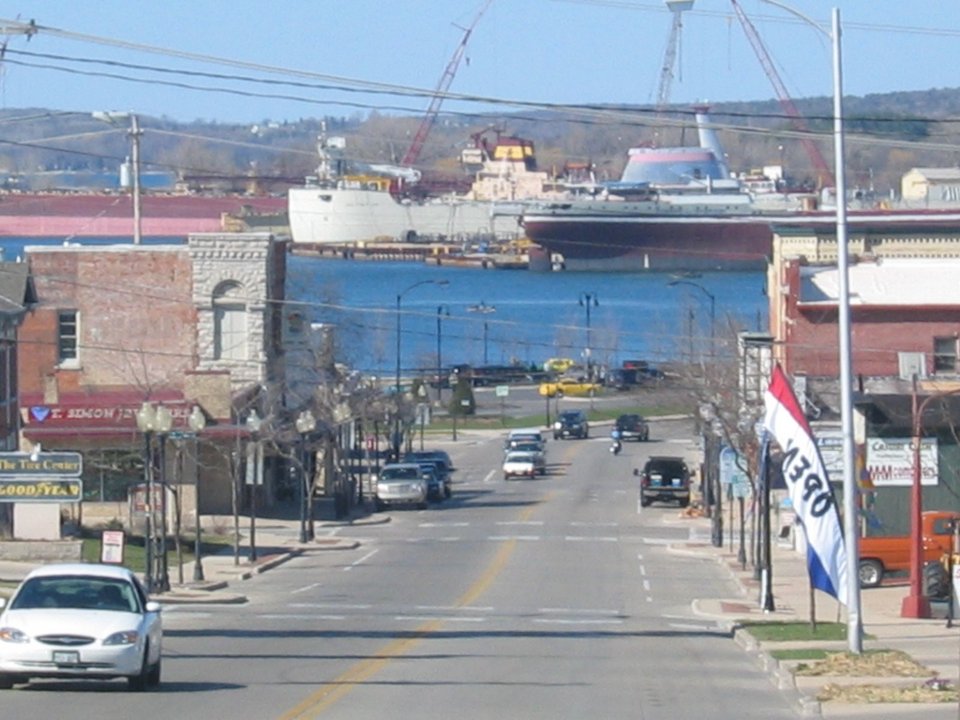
[278,492,553,720]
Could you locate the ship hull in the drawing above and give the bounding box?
[288,186,525,245]
[0,193,287,237]
[521,203,960,272]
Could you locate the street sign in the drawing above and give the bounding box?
[0,479,82,502]
[495,385,509,398]
[719,445,751,497]
[0,452,82,477]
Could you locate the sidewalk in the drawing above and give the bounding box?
[672,513,959,717]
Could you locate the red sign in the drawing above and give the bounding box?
[26,402,193,428]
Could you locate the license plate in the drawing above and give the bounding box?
[53,651,79,665]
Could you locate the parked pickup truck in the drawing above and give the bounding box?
[858,510,960,588]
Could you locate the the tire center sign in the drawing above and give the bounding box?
[0,452,83,502]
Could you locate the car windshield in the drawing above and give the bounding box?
[648,460,687,477]
[12,575,139,613]
[506,452,534,462]
[380,467,421,481]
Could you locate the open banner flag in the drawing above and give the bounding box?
[763,364,849,606]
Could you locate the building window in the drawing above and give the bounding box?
[213,282,247,361]
[58,310,79,365]
[933,336,957,372]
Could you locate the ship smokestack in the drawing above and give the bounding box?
[693,105,730,179]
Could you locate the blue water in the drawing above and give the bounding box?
[1,237,767,375]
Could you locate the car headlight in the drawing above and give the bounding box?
[553,421,561,429]
[0,627,28,643]
[103,630,140,646]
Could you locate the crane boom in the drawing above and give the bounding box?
[729,0,834,187]
[655,1,694,112]
[401,0,493,169]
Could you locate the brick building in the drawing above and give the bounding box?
[15,233,289,535]
[767,226,960,535]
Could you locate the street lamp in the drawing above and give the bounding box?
[295,408,317,544]
[467,301,496,365]
[395,279,449,458]
[135,401,172,593]
[578,292,598,380]
[760,1,860,654]
[92,111,142,245]
[668,279,716,360]
[187,405,207,582]
[436,305,450,404]
[245,409,263,563]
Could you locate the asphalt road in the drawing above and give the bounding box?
[0,418,800,719]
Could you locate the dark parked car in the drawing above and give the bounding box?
[615,413,650,441]
[403,451,454,498]
[635,456,691,507]
[553,410,589,439]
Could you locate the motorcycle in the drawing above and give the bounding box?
[609,434,622,455]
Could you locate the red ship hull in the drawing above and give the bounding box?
[0,193,288,237]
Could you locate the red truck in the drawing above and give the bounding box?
[858,510,960,588]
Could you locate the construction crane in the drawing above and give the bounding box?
[655,1,694,112]
[400,0,494,169]
[729,0,834,188]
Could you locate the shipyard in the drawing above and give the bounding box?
[0,2,959,718]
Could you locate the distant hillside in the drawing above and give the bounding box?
[2,85,960,195]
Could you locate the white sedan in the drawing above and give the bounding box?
[0,563,162,691]
[503,451,540,480]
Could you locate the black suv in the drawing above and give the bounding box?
[554,410,589,439]
[615,413,649,442]
[635,456,691,507]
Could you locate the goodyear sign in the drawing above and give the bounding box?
[0,480,82,502]
[0,453,83,503]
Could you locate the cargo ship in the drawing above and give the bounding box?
[287,128,575,249]
[0,192,288,238]
[520,108,960,272]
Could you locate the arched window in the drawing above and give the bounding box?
[212,281,246,361]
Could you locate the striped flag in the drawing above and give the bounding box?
[763,364,849,606]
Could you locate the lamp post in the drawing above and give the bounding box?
[295,409,317,544]
[578,292,598,380]
[188,405,207,582]
[436,305,450,404]
[92,111,142,245]
[395,279,449,459]
[668,279,716,360]
[467,301,496,365]
[760,1,861,654]
[245,409,263,563]
[135,401,172,593]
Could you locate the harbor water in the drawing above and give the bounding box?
[1,237,767,376]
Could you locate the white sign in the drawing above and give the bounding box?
[719,445,751,496]
[954,565,960,621]
[865,437,938,487]
[101,530,125,564]
[495,385,509,398]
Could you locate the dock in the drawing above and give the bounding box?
[289,241,529,269]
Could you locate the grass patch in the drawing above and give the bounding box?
[769,648,832,661]
[424,401,691,433]
[80,534,232,573]
[739,620,851,642]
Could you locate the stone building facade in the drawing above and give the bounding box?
[15,233,289,535]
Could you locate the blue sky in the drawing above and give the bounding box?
[0,1,957,124]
